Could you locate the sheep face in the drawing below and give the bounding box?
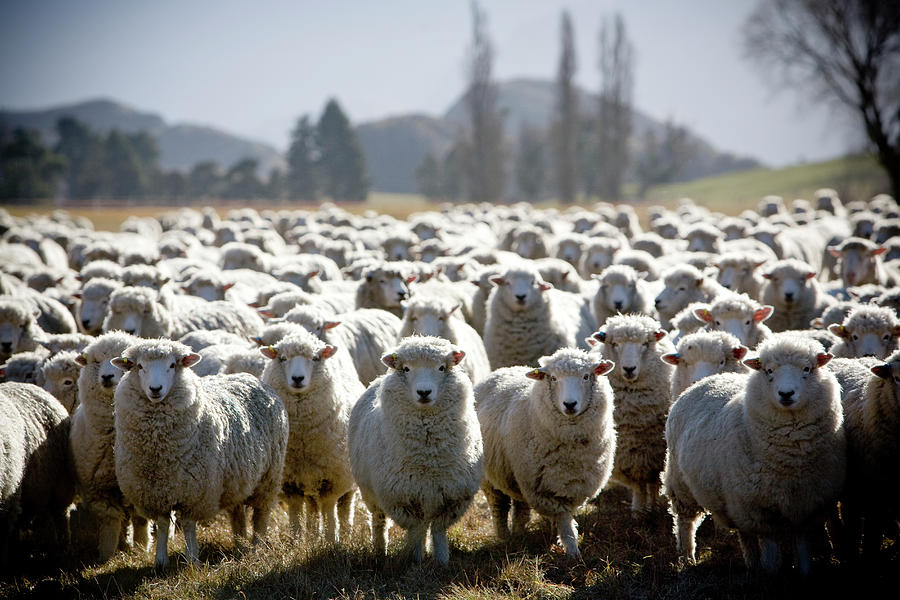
[555,240,582,266]
[655,272,702,314]
[383,240,412,262]
[663,334,748,390]
[366,268,412,308]
[871,359,900,398]
[829,321,900,359]
[184,275,228,302]
[491,271,552,312]
[716,259,764,292]
[594,328,666,382]
[596,270,640,314]
[830,243,885,287]
[686,231,719,253]
[401,302,457,338]
[695,303,773,346]
[112,351,201,402]
[275,267,319,291]
[260,343,336,391]
[512,230,542,259]
[43,365,77,400]
[382,348,465,407]
[0,307,34,357]
[526,359,614,416]
[583,243,618,275]
[744,350,832,411]
[762,266,816,305]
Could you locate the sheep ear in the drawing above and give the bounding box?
[538,281,553,292]
[592,330,606,342]
[810,317,823,329]
[827,246,841,258]
[593,360,615,376]
[754,306,774,322]
[249,335,263,345]
[870,247,887,256]
[733,346,749,361]
[319,345,337,359]
[653,329,667,341]
[74,274,83,282]
[525,368,547,380]
[75,353,88,366]
[406,275,418,284]
[761,273,773,280]
[0,367,5,379]
[323,321,341,330]
[871,364,892,379]
[661,353,680,365]
[584,337,597,348]
[694,308,713,323]
[561,271,569,281]
[815,352,833,368]
[260,345,278,359]
[72,291,83,300]
[743,357,763,371]
[828,324,849,338]
[222,282,235,291]
[470,279,481,287]
[382,352,399,369]
[110,356,133,371]
[695,278,704,287]
[248,301,261,308]
[450,349,466,365]
[490,277,506,287]
[448,304,460,316]
[637,272,648,281]
[805,272,816,280]
[159,277,171,286]
[307,270,320,279]
[181,353,202,368]
[258,309,275,318]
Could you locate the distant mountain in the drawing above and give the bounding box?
[359,78,761,193]
[0,98,285,175]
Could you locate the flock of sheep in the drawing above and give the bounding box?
[1,188,899,578]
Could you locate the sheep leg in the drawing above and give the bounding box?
[154,515,171,571]
[556,513,581,558]
[430,522,450,566]
[320,497,338,544]
[758,536,781,573]
[645,482,661,510]
[672,510,704,564]
[287,496,304,537]
[793,534,811,576]
[305,497,320,540]
[183,519,200,566]
[405,523,426,563]
[133,514,150,553]
[337,491,355,541]
[371,508,387,557]
[483,486,511,539]
[118,517,132,551]
[738,532,761,571]
[98,515,123,562]
[511,500,531,536]
[251,502,274,545]
[230,505,247,542]
[629,484,645,514]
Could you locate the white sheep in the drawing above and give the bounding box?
[0,298,45,361]
[398,296,490,383]
[355,262,417,318]
[112,339,288,569]
[692,293,774,349]
[654,265,727,330]
[712,252,767,299]
[349,336,482,565]
[0,382,75,567]
[483,265,596,370]
[588,314,674,512]
[579,238,622,279]
[74,277,122,335]
[260,330,363,542]
[70,331,145,562]
[661,331,749,399]
[828,305,900,359]
[662,335,845,574]
[475,348,616,557]
[758,259,833,333]
[828,237,899,288]
[0,350,47,385]
[41,350,81,413]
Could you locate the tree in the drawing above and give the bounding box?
[286,115,319,201]
[188,161,222,198]
[442,135,469,201]
[415,153,443,201]
[54,116,105,199]
[596,13,634,200]
[316,99,370,201]
[743,0,900,197]
[222,157,265,199]
[0,127,66,200]
[266,167,286,201]
[464,1,506,202]
[104,129,148,198]
[553,10,579,203]
[635,120,694,198]
[515,124,546,201]
[577,115,599,197]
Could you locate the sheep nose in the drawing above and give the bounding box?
[149,385,162,393]
[125,329,136,335]
[722,283,731,289]
[397,290,407,300]
[0,342,10,353]
[614,301,623,310]
[515,294,526,302]
[291,375,305,385]
[654,298,661,307]
[622,366,636,377]
[416,389,432,402]
[563,401,577,414]
[778,390,795,405]
[784,292,794,302]
[81,319,91,328]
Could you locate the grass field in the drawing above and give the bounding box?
[3,485,895,600]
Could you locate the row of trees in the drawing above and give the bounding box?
[0,99,370,202]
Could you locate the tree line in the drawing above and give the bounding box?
[0,98,369,203]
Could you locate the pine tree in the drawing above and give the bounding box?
[553,10,578,203]
[596,13,634,201]
[316,99,370,201]
[515,124,546,201]
[287,115,319,201]
[0,127,66,200]
[414,153,443,200]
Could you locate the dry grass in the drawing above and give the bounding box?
[3,486,896,600]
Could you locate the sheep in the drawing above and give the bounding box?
[654,265,727,330]
[588,314,674,512]
[510,225,550,259]
[811,300,859,330]
[661,331,749,399]
[0,350,47,385]
[41,350,81,413]
[662,335,845,574]
[0,382,75,567]
[483,265,596,370]
[257,289,356,319]
[224,350,268,378]
[398,296,490,383]
[712,252,767,299]
[591,265,655,327]
[260,330,363,542]
[78,259,122,283]
[875,288,900,316]
[838,350,900,560]
[579,238,621,278]
[74,277,122,335]
[669,302,710,342]
[760,259,835,332]
[102,286,263,339]
[693,293,773,349]
[355,262,416,318]
[70,331,144,562]
[828,305,900,359]
[534,257,585,294]
[0,298,45,361]
[469,266,503,336]
[38,332,93,354]
[828,237,899,288]
[614,248,661,281]
[475,348,616,557]
[112,339,288,569]
[553,233,586,268]
[349,336,482,565]
[220,241,269,271]
[177,329,249,352]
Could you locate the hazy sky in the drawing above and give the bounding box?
[0,0,859,166]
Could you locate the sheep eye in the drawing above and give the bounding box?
[278,357,286,362]
[550,375,557,382]
[883,334,891,341]
[678,287,685,292]
[803,367,810,372]
[745,320,751,325]
[719,360,725,366]
[439,365,445,371]
[715,321,721,326]
[766,369,773,374]
[583,373,590,380]
[137,364,143,370]
[410,316,417,322]
[403,366,410,372]
[170,362,176,369]
[63,379,73,386]
[852,334,859,341]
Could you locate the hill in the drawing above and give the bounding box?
[0,98,285,175]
